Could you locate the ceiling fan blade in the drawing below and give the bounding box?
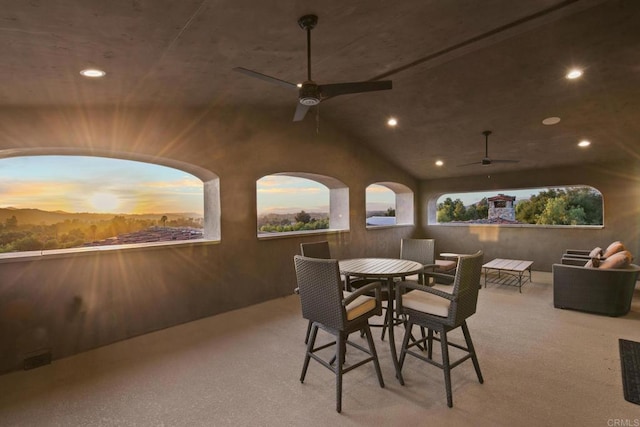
[457,161,483,167]
[233,67,297,90]
[490,159,520,164]
[319,80,392,98]
[293,103,311,122]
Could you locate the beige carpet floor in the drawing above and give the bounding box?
[1,271,639,426]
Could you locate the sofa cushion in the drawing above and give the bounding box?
[584,257,600,268]
[589,247,603,258]
[603,241,625,258]
[599,250,632,269]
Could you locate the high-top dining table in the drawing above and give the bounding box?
[338,258,424,384]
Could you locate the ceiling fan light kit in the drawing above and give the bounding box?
[233,14,392,122]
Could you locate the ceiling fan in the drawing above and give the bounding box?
[233,14,392,122]
[457,130,520,167]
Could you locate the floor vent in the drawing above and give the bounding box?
[23,350,52,370]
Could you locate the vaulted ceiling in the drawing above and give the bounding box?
[2,0,638,179]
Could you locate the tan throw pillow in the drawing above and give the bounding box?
[599,250,632,269]
[584,257,600,268]
[603,241,625,258]
[589,247,603,258]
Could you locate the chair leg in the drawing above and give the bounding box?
[427,329,434,359]
[363,324,385,388]
[440,330,453,408]
[462,321,484,384]
[301,323,318,383]
[399,321,413,370]
[304,320,312,344]
[336,332,345,413]
[380,304,389,341]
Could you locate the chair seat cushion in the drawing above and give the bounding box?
[343,291,377,320]
[402,289,451,317]
[435,259,457,272]
[400,273,434,286]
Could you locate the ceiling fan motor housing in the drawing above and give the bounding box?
[299,81,320,105]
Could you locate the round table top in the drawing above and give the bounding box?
[339,258,424,278]
[440,252,461,258]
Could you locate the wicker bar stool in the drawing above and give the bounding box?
[294,255,385,413]
[396,250,484,408]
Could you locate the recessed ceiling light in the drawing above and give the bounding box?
[435,160,444,166]
[542,117,561,125]
[80,68,106,78]
[387,117,398,127]
[566,69,583,79]
[578,140,591,147]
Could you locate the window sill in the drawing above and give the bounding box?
[257,228,349,240]
[429,223,604,230]
[0,239,220,264]
[366,224,414,230]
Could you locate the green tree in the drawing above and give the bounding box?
[295,210,311,224]
[537,198,568,225]
[518,187,602,225]
[436,198,455,223]
[476,198,489,219]
[5,215,18,229]
[12,236,42,251]
[565,187,602,225]
[89,224,98,240]
[384,207,396,217]
[453,199,466,221]
[160,215,168,227]
[516,189,561,224]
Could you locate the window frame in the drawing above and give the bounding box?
[0,148,220,260]
[429,185,604,228]
[365,181,414,229]
[256,172,349,239]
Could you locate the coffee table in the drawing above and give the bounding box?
[482,258,533,293]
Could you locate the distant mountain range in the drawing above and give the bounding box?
[0,207,203,225]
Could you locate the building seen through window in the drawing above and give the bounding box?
[435,186,603,226]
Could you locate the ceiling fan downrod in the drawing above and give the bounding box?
[483,130,492,157]
[298,14,318,82]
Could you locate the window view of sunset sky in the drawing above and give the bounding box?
[0,156,204,215]
[256,176,395,215]
[1,157,398,217]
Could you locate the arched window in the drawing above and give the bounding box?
[257,172,349,237]
[432,186,603,226]
[366,182,414,227]
[0,152,219,255]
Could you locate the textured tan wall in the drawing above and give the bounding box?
[418,162,640,271]
[0,106,417,374]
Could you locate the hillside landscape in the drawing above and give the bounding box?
[0,208,203,253]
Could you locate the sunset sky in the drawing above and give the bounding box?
[0,156,204,215]
[0,156,397,216]
[256,176,395,215]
